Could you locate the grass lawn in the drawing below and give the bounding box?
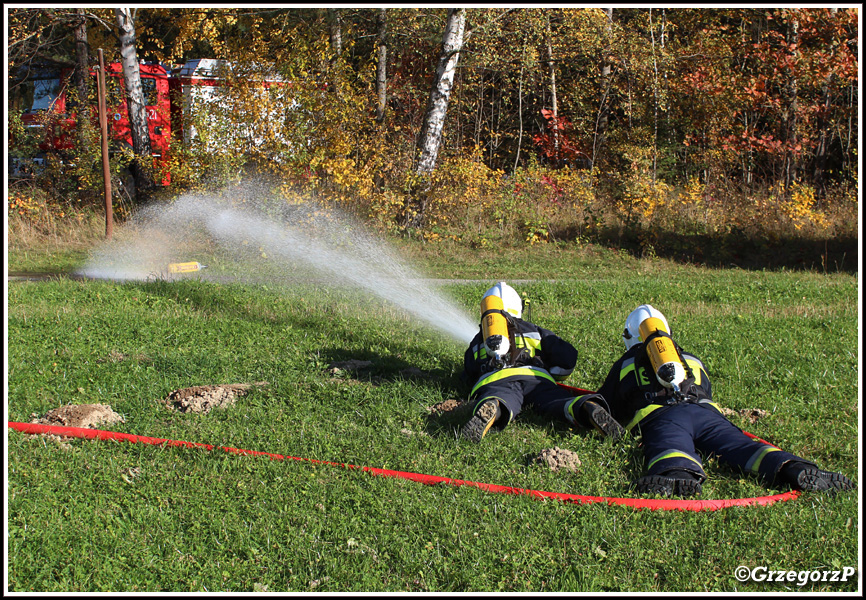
[5,229,860,592]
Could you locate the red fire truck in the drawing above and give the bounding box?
[10,59,269,186]
[11,61,170,180]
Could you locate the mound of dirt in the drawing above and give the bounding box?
[428,398,465,415]
[28,403,126,448]
[533,447,581,473]
[31,403,126,429]
[164,382,268,414]
[719,406,769,424]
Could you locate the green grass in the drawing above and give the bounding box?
[5,246,860,592]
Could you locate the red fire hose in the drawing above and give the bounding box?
[7,421,800,512]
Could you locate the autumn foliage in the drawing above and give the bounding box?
[7,7,859,260]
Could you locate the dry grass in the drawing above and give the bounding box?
[8,210,107,253]
[6,167,859,276]
[7,208,110,273]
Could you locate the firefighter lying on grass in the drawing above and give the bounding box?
[568,304,856,497]
[460,282,624,443]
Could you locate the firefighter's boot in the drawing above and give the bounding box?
[461,399,502,443]
[634,469,703,497]
[581,400,625,441]
[780,461,855,493]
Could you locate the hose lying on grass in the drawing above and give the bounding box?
[7,421,800,512]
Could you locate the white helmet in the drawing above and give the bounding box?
[482,282,522,319]
[623,304,670,350]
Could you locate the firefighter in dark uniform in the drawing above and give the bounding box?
[461,282,624,443]
[570,304,856,497]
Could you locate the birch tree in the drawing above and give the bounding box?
[781,10,800,192]
[401,8,468,229]
[414,8,467,177]
[544,13,560,163]
[328,8,343,57]
[114,7,153,193]
[813,8,837,195]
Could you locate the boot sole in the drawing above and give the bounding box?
[461,400,500,443]
[587,404,625,441]
[797,469,855,492]
[635,475,702,497]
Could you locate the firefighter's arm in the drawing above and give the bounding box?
[463,335,483,381]
[681,351,713,399]
[539,329,578,381]
[595,366,620,404]
[592,351,635,419]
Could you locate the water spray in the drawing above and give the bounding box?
[77,184,479,345]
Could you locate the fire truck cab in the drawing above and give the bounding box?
[10,59,294,187]
[10,61,171,182]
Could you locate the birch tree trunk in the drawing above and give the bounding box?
[400,8,468,229]
[414,8,467,177]
[813,8,838,197]
[649,8,659,182]
[782,11,800,193]
[328,8,343,57]
[114,7,153,194]
[513,44,525,172]
[402,8,467,229]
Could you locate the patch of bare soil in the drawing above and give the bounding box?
[719,406,769,424]
[164,382,268,414]
[31,403,126,428]
[29,403,126,449]
[425,398,474,425]
[533,446,582,473]
[428,398,465,415]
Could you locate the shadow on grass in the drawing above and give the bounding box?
[593,229,858,274]
[317,347,460,385]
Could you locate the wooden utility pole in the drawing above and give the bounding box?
[97,48,113,239]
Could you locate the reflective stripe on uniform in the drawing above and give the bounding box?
[647,448,703,471]
[625,404,662,431]
[471,365,555,397]
[684,356,705,385]
[516,334,542,353]
[626,401,720,432]
[565,394,591,424]
[620,357,637,381]
[746,444,781,474]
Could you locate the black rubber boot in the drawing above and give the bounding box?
[582,400,625,441]
[461,399,502,443]
[635,469,703,497]
[780,462,855,493]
